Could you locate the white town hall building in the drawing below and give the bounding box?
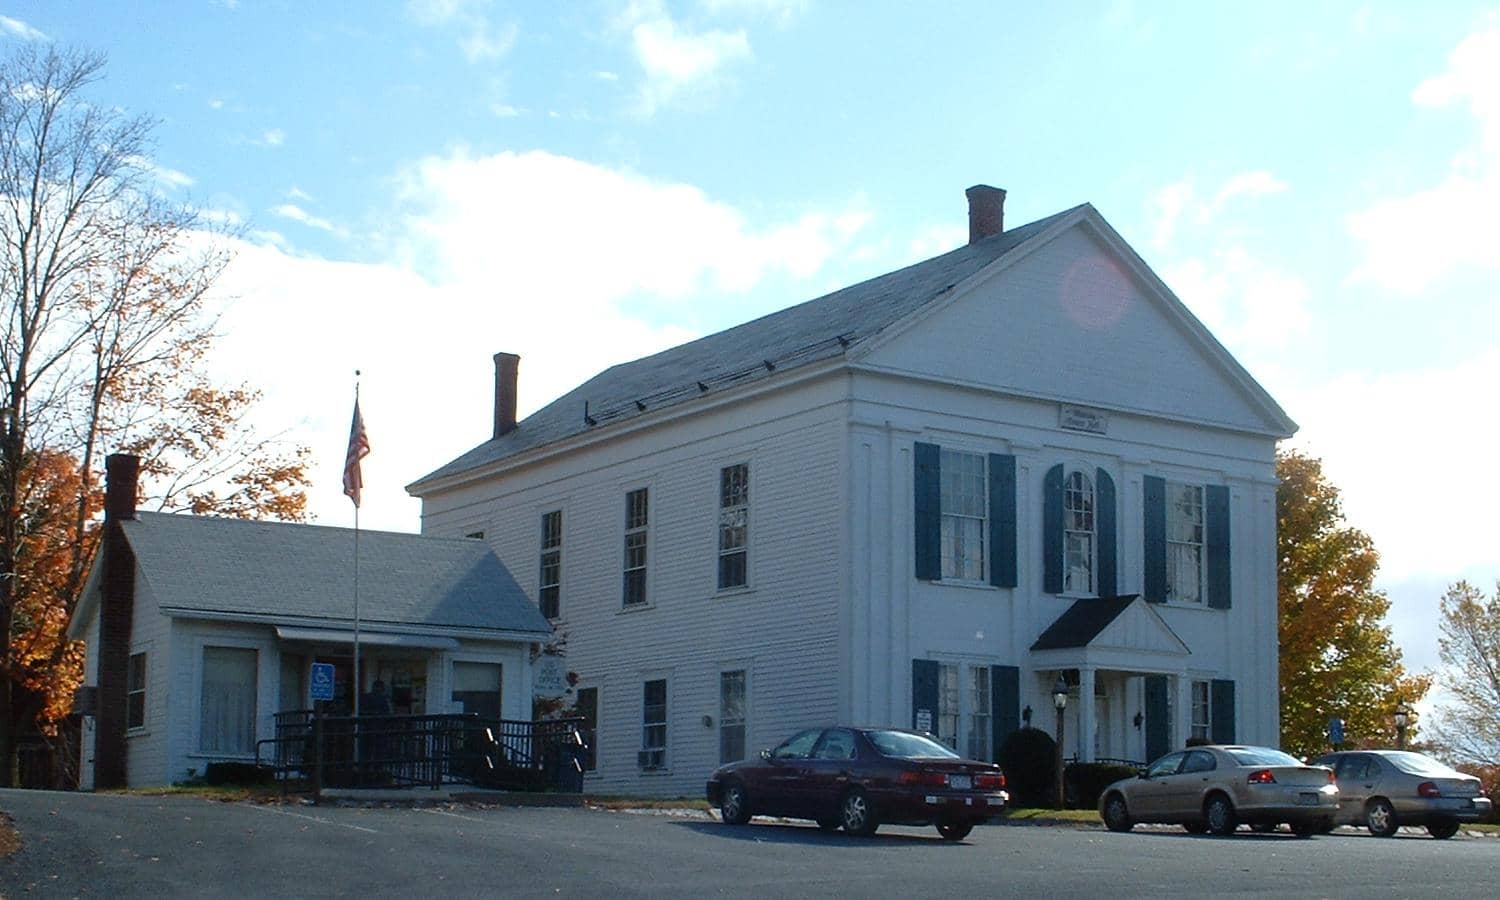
[407,185,1296,797]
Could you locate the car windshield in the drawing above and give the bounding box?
[866,730,959,759]
[1383,751,1461,777]
[1227,747,1303,767]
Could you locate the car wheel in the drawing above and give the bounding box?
[816,818,841,833]
[840,788,879,837]
[1251,823,1279,834]
[1427,820,1461,840]
[1102,794,1134,833]
[1182,820,1207,834]
[937,822,973,841]
[719,782,752,825]
[1205,795,1237,836]
[1365,798,1398,838]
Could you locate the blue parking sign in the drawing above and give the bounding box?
[310,662,336,702]
[1328,717,1344,746]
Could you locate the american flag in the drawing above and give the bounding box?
[343,399,371,507]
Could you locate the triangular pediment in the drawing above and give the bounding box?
[1030,596,1190,673]
[853,207,1296,438]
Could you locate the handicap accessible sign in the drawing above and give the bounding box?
[310,662,336,702]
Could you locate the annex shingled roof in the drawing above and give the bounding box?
[409,206,1081,489]
[118,511,551,636]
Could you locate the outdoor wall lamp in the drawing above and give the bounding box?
[702,715,714,728]
[1022,705,1032,726]
[1133,711,1143,730]
[1053,675,1068,811]
[1393,700,1409,750]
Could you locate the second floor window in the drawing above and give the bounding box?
[1064,470,1095,594]
[1166,483,1204,603]
[718,464,749,590]
[940,450,986,580]
[624,488,649,606]
[539,510,562,619]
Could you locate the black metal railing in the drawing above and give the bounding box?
[257,711,587,797]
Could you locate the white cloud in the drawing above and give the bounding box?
[700,0,807,26]
[256,128,286,148]
[1282,349,1500,582]
[490,103,522,118]
[196,152,868,532]
[597,71,620,82]
[407,0,517,64]
[128,155,195,190]
[271,203,347,238]
[208,98,225,110]
[1347,21,1500,293]
[286,186,314,202]
[1149,171,1286,250]
[906,223,966,260]
[619,0,752,114]
[0,15,47,41]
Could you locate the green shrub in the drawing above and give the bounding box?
[1000,727,1057,807]
[1066,762,1139,809]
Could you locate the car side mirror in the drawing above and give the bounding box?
[1137,770,1150,779]
[759,748,772,761]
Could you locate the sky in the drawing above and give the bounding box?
[3,2,1498,698]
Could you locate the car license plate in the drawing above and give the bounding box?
[948,775,972,790]
[1296,793,1319,806]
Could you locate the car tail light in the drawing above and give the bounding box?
[1418,782,1441,798]
[1327,769,1337,784]
[899,770,948,787]
[1247,769,1277,785]
[975,773,1006,790]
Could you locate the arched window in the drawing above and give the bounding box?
[1063,470,1095,593]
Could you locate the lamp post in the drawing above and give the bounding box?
[1053,675,1069,810]
[1394,700,1409,750]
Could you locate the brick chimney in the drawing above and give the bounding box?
[95,453,140,789]
[493,352,520,439]
[966,185,1006,244]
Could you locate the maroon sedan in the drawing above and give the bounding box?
[705,726,1009,840]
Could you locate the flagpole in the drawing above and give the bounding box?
[352,373,362,722]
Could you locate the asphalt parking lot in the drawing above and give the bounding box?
[3,790,1497,898]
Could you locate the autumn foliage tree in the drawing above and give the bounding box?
[1276,450,1429,759]
[0,46,310,785]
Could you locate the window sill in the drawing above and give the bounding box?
[929,578,998,592]
[126,728,150,738]
[715,585,755,599]
[638,767,672,776]
[187,751,257,760]
[619,602,655,614]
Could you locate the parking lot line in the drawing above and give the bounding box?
[417,808,488,823]
[247,804,380,834]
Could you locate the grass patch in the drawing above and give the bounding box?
[0,811,19,858]
[1002,807,1102,823]
[107,784,286,803]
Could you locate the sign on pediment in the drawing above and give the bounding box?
[1059,404,1109,434]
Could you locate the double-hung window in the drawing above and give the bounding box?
[640,679,667,770]
[539,510,562,619]
[968,666,992,761]
[1191,680,1211,741]
[200,647,257,755]
[718,464,749,590]
[936,663,960,750]
[623,489,649,606]
[1063,471,1096,594]
[127,652,146,730]
[1166,483,1204,603]
[719,670,746,764]
[939,450,986,580]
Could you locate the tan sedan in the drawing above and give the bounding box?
[1100,745,1339,836]
[1312,750,1492,838]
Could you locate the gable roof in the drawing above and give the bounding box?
[1029,595,1190,659]
[68,512,552,640]
[408,206,1081,492]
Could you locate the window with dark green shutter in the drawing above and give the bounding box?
[1143,476,1167,602]
[991,666,1019,762]
[1144,675,1170,761]
[989,455,1017,588]
[1211,679,1236,743]
[1096,467,1117,597]
[914,444,941,581]
[1205,485,1231,609]
[1043,464,1064,593]
[911,659,939,733]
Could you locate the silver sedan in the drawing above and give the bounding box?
[1311,750,1493,838]
[1099,745,1339,836]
